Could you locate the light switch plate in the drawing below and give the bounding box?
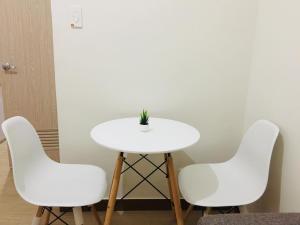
[70,5,83,29]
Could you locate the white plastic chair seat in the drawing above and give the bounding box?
[179,161,264,207]
[21,162,107,207]
[2,116,107,209]
[178,120,279,208]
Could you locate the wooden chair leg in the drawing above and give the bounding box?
[203,207,212,216]
[184,204,194,221]
[103,152,124,225]
[73,207,84,225]
[32,206,44,225]
[167,154,184,225]
[239,205,248,214]
[91,205,102,225]
[43,209,51,225]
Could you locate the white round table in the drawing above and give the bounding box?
[91,117,200,154]
[91,117,200,225]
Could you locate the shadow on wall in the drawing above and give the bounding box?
[248,134,284,212]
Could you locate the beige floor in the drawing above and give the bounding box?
[0,144,200,225]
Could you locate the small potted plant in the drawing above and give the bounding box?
[139,110,150,132]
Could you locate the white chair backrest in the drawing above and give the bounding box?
[232,120,279,190]
[1,116,51,195]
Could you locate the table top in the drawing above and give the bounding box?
[90,117,200,154]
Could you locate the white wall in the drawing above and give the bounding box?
[245,0,300,212]
[51,0,258,198]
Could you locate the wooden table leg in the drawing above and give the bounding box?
[166,153,184,225]
[164,154,175,214]
[104,152,124,225]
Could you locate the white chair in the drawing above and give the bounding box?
[2,116,107,225]
[179,120,279,215]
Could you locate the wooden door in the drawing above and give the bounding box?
[0,0,59,153]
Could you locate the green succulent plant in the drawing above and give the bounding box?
[139,110,149,125]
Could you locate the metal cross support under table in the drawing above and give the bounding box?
[104,152,184,225]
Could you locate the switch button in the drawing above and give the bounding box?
[71,5,83,29]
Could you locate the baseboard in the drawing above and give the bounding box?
[61,199,204,212]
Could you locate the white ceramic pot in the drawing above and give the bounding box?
[140,124,150,132]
